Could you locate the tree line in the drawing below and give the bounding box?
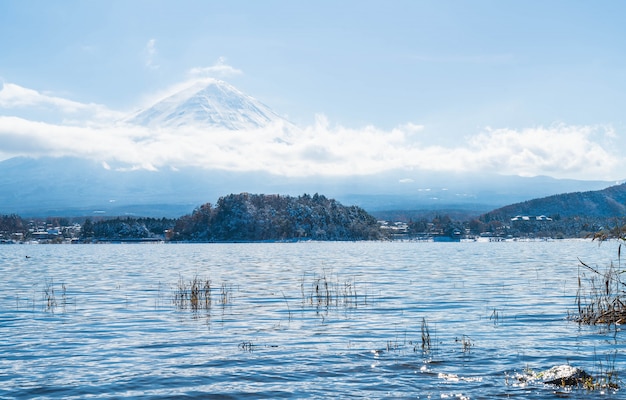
[406,214,623,240]
[2,192,624,243]
[80,193,382,242]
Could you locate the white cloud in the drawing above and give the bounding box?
[1,82,85,112]
[0,116,146,160]
[0,82,622,181]
[460,125,620,178]
[0,82,123,123]
[189,57,243,78]
[145,38,159,69]
[0,112,621,181]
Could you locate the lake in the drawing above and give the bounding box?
[0,240,623,398]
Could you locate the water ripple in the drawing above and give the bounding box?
[0,241,623,398]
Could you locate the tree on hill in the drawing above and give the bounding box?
[482,183,626,221]
[0,214,26,240]
[81,217,176,240]
[173,193,382,242]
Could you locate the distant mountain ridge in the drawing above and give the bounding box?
[482,182,626,220]
[0,156,619,218]
[125,78,290,130]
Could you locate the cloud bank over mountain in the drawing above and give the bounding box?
[0,78,622,181]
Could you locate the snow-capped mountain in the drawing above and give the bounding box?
[125,78,290,130]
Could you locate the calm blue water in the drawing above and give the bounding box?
[0,240,623,399]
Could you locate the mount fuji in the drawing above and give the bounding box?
[125,78,291,130]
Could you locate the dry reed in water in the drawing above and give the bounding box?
[573,240,626,326]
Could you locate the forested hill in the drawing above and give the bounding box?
[481,182,626,221]
[173,193,382,241]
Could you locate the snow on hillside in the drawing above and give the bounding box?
[125,78,290,130]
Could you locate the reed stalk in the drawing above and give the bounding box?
[574,246,626,326]
[174,274,213,311]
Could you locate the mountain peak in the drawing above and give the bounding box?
[126,79,289,130]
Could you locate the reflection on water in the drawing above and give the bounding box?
[0,241,623,398]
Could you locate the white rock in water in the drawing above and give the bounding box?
[539,365,591,386]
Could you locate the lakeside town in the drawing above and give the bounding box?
[0,210,617,244]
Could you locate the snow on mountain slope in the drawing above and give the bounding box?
[125,79,290,130]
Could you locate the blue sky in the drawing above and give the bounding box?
[0,1,625,180]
